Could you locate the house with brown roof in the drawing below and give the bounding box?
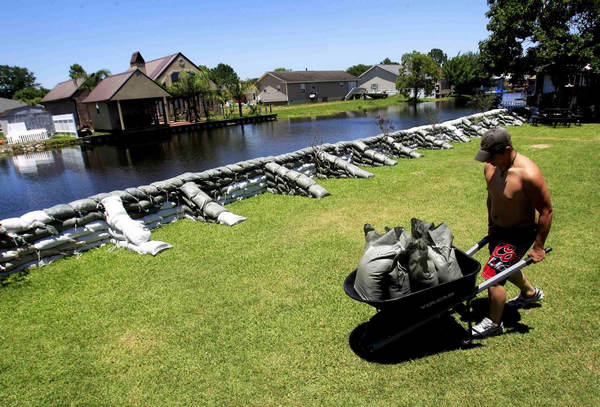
[82,68,171,132]
[41,77,90,129]
[256,71,358,105]
[129,51,217,120]
[130,51,201,87]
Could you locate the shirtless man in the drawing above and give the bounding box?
[471,128,553,338]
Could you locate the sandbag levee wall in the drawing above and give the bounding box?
[0,109,524,275]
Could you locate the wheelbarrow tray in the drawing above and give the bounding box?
[344,248,481,352]
[344,248,481,312]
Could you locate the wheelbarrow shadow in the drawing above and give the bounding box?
[349,298,535,364]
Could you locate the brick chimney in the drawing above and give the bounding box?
[130,51,146,74]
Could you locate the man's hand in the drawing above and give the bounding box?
[528,246,546,263]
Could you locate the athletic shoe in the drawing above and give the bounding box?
[507,288,545,308]
[471,317,504,338]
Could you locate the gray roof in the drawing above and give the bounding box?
[377,64,402,75]
[267,71,358,83]
[359,64,402,78]
[0,97,27,114]
[41,78,85,102]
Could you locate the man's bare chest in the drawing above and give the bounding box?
[487,172,526,202]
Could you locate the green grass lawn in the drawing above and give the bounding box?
[272,95,450,119]
[1,124,599,406]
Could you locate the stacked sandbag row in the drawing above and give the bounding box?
[345,141,398,167]
[180,182,247,226]
[265,162,330,199]
[216,175,267,205]
[0,207,111,275]
[314,151,375,179]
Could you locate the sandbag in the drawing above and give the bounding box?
[20,210,53,225]
[407,237,439,290]
[426,223,462,283]
[44,204,76,221]
[113,240,172,256]
[354,224,412,301]
[101,196,151,245]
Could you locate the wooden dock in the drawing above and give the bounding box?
[81,114,278,144]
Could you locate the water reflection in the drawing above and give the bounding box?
[0,100,476,218]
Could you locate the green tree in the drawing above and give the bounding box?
[380,57,399,65]
[13,86,49,106]
[428,48,448,66]
[0,65,38,98]
[209,63,239,90]
[443,52,491,95]
[228,80,257,117]
[273,67,291,72]
[68,64,111,91]
[168,70,213,122]
[395,51,441,104]
[346,64,372,77]
[479,0,600,79]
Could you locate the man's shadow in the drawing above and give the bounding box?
[349,298,537,364]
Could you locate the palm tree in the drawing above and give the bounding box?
[169,72,199,122]
[228,80,257,117]
[168,70,215,122]
[68,64,111,92]
[195,67,214,121]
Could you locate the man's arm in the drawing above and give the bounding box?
[524,167,553,262]
[485,164,494,236]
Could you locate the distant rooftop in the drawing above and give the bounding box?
[0,97,28,114]
[41,78,86,102]
[267,71,357,83]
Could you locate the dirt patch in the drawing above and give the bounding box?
[529,144,552,149]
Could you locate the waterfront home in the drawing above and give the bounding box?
[0,102,55,139]
[130,51,218,120]
[358,64,451,98]
[531,64,598,120]
[256,71,358,105]
[82,69,171,132]
[40,78,90,130]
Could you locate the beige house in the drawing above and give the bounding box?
[82,69,171,132]
[256,71,358,105]
[129,51,217,120]
[41,78,90,128]
[358,65,401,94]
[130,51,200,88]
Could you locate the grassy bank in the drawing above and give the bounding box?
[1,125,598,406]
[273,95,451,119]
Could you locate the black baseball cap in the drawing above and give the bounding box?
[474,128,513,162]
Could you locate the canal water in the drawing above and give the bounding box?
[1,100,477,219]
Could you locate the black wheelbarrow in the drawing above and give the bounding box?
[343,236,552,353]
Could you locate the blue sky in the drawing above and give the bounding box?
[2,0,491,89]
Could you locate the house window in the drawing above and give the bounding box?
[339,82,344,87]
[171,72,180,83]
[95,103,100,114]
[276,85,281,90]
[371,83,378,91]
[300,84,306,93]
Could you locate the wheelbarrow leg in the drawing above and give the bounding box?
[464,298,474,346]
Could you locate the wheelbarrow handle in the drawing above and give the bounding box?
[465,236,490,257]
[476,247,552,293]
